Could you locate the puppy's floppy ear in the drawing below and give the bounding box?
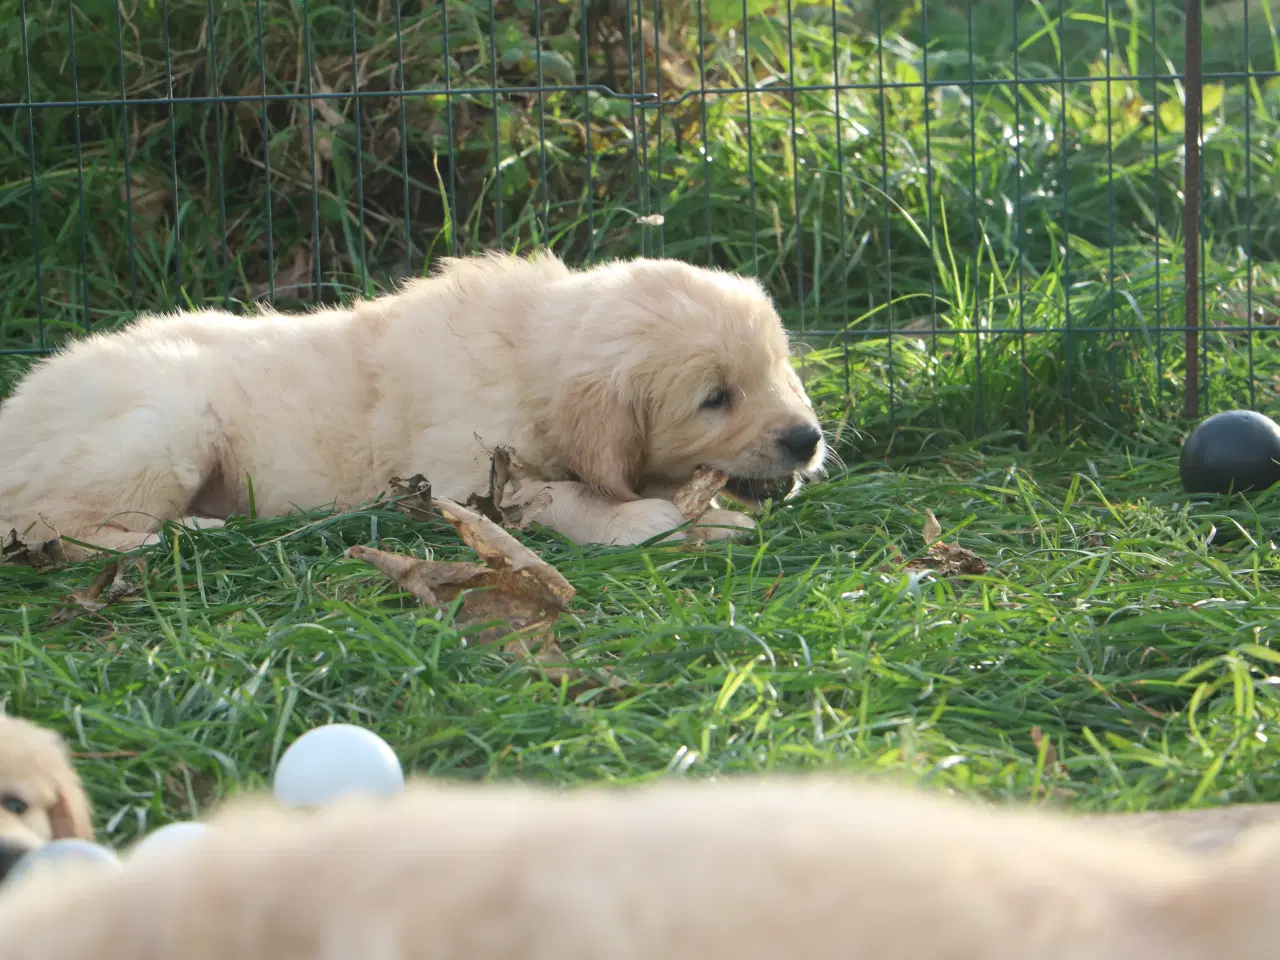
[48,766,94,840]
[556,376,645,501]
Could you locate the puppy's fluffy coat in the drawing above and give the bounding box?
[0,253,824,556]
[1,776,1279,959]
[0,716,93,882]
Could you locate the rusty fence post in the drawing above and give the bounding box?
[1183,0,1203,420]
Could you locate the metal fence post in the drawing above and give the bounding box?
[1183,0,1203,420]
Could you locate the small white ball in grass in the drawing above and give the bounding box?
[128,822,210,863]
[5,839,120,888]
[273,723,404,809]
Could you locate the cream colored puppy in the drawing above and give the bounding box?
[0,716,94,883]
[0,777,1278,959]
[0,253,824,557]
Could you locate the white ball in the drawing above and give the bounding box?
[272,723,404,809]
[128,822,210,863]
[5,838,120,887]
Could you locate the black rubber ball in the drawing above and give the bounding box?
[1179,409,1280,495]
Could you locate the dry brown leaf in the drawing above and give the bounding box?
[909,509,986,577]
[673,466,729,522]
[873,520,987,584]
[348,541,558,647]
[47,560,140,626]
[1029,725,1061,777]
[600,8,695,92]
[907,540,988,578]
[464,448,511,525]
[1128,695,1168,719]
[163,764,219,818]
[501,634,573,681]
[347,497,573,648]
[2,528,65,569]
[249,247,314,301]
[468,446,554,530]
[344,498,617,688]
[345,545,490,607]
[353,475,621,691]
[434,497,575,611]
[310,75,346,128]
[388,474,434,522]
[122,174,172,224]
[903,512,987,579]
[922,509,942,547]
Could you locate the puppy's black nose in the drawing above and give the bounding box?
[778,423,822,463]
[0,838,33,882]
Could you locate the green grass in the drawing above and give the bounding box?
[6,0,1280,846]
[5,444,1280,845]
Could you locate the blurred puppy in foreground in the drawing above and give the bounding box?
[1,776,1278,960]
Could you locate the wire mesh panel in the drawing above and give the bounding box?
[0,0,1272,455]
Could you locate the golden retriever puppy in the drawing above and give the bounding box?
[0,253,825,558]
[1,777,1279,959]
[0,716,93,882]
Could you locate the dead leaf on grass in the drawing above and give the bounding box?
[863,513,988,592]
[1028,725,1063,778]
[470,446,554,531]
[2,528,65,569]
[46,560,141,626]
[344,545,490,607]
[435,497,574,611]
[922,509,942,547]
[902,510,988,578]
[388,474,435,522]
[375,464,616,690]
[250,246,313,301]
[464,447,514,525]
[121,173,172,225]
[374,456,637,686]
[347,497,594,684]
[909,540,988,578]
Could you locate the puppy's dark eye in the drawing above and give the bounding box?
[0,795,27,816]
[702,387,731,410]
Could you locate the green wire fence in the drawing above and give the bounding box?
[1,0,1270,449]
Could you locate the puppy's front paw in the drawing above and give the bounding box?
[601,499,688,546]
[692,508,756,541]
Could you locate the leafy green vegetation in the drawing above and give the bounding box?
[3,0,1280,844]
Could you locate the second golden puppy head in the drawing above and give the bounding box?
[0,716,94,882]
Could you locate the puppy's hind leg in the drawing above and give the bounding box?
[0,376,223,559]
[6,504,223,564]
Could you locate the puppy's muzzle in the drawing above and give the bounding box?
[778,422,823,465]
